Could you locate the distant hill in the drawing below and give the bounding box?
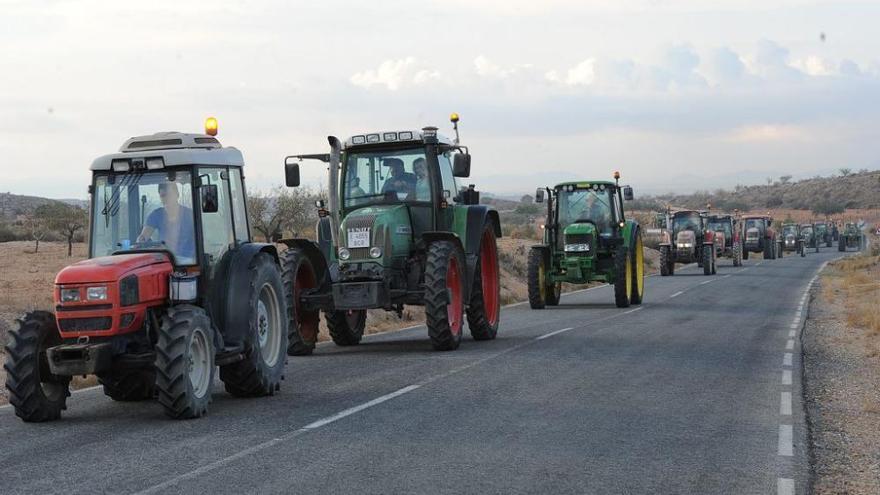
[635,170,880,213]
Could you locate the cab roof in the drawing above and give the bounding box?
[343,129,454,149]
[90,132,244,171]
[554,180,616,188]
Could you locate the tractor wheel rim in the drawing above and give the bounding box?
[636,236,644,296]
[538,262,546,302]
[480,230,500,325]
[258,282,281,367]
[446,255,463,336]
[188,327,211,398]
[294,263,319,341]
[625,253,632,297]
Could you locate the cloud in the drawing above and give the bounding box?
[349,57,440,91]
[752,39,803,81]
[545,59,596,86]
[792,55,835,76]
[705,47,747,83]
[473,56,533,79]
[726,124,811,143]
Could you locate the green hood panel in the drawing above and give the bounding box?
[340,205,413,262]
[563,222,597,236]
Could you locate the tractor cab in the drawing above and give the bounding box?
[707,215,734,249]
[552,181,623,252]
[781,222,800,251]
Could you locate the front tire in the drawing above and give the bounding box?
[614,246,631,308]
[281,248,321,356]
[220,253,288,397]
[155,305,215,419]
[424,241,466,351]
[527,248,549,309]
[468,224,501,340]
[733,242,742,267]
[660,246,672,276]
[3,311,70,422]
[326,310,366,346]
[703,245,713,275]
[778,241,784,258]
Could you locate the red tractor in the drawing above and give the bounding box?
[658,209,718,276]
[741,214,781,260]
[706,213,743,267]
[4,120,289,422]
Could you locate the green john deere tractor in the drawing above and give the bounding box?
[838,222,865,252]
[528,173,645,309]
[281,114,501,352]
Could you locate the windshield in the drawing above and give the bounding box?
[92,171,196,265]
[342,147,429,209]
[557,188,614,233]
[707,218,732,239]
[801,226,814,236]
[744,219,764,231]
[783,225,798,236]
[673,213,702,234]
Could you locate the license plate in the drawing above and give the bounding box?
[348,229,370,248]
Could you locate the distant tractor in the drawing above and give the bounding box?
[801,223,819,253]
[780,223,805,257]
[741,215,780,260]
[4,120,289,422]
[658,209,717,276]
[838,222,865,252]
[281,114,501,352]
[707,214,742,267]
[814,221,832,248]
[528,173,644,308]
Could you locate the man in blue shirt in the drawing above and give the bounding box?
[137,182,196,262]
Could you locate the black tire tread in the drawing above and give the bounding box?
[424,241,464,351]
[155,305,214,419]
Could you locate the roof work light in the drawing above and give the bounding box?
[205,117,219,136]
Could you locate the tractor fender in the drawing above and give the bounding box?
[213,242,282,350]
[280,238,332,289]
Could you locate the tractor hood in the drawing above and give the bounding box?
[675,230,696,246]
[56,253,171,284]
[563,222,597,236]
[340,205,413,261]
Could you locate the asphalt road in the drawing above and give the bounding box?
[0,248,844,494]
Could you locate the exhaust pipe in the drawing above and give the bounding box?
[327,136,342,249]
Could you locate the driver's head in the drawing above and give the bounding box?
[384,158,405,177]
[158,182,180,206]
[413,158,426,178]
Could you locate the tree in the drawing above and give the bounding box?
[25,212,47,253]
[839,168,852,177]
[36,203,88,257]
[520,194,533,204]
[812,199,845,216]
[247,187,317,242]
[779,175,792,185]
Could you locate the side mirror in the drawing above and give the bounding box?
[623,186,634,201]
[201,184,219,213]
[534,188,545,203]
[285,163,301,187]
[315,199,325,209]
[452,153,471,178]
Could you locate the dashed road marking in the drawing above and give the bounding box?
[782,370,792,385]
[786,340,795,350]
[778,424,794,456]
[670,291,684,299]
[783,353,793,366]
[788,330,796,338]
[302,385,421,430]
[535,327,574,341]
[790,323,799,329]
[778,478,795,495]
[699,279,716,285]
[781,392,792,415]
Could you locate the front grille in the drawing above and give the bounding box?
[565,234,592,244]
[56,304,113,312]
[58,317,112,332]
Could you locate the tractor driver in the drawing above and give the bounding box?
[137,182,196,261]
[381,158,416,197]
[412,157,430,201]
[577,192,612,232]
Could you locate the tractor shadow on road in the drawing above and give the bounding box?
[544,303,621,310]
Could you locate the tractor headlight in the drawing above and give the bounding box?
[677,243,692,248]
[564,243,590,252]
[60,288,80,303]
[369,247,383,258]
[338,247,351,261]
[86,286,108,301]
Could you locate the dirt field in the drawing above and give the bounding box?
[804,238,880,494]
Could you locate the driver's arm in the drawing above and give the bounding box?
[136,226,154,243]
[137,208,161,242]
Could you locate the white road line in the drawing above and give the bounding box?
[699,279,716,285]
[790,323,799,329]
[778,424,794,456]
[778,478,795,495]
[303,385,421,430]
[786,340,795,350]
[669,291,684,299]
[782,370,792,385]
[721,274,731,279]
[783,353,793,366]
[788,330,796,338]
[781,392,792,416]
[623,307,644,314]
[535,327,574,341]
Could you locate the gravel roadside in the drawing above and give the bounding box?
[803,257,880,494]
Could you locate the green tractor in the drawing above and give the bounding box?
[814,221,832,248]
[780,222,805,257]
[801,223,820,253]
[281,114,501,352]
[838,222,865,252]
[527,173,645,309]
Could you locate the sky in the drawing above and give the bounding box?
[1,0,879,199]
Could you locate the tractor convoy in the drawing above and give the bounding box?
[3,114,867,424]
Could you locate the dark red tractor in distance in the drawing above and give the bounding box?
[741,215,781,260]
[4,120,289,422]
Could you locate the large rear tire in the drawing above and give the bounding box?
[3,311,70,422]
[614,246,631,308]
[326,310,366,346]
[703,245,713,275]
[281,248,321,356]
[659,246,671,276]
[220,253,288,397]
[630,232,645,305]
[424,241,466,351]
[778,241,784,258]
[838,238,845,252]
[99,369,155,402]
[743,247,749,260]
[155,305,215,419]
[527,248,548,309]
[467,224,501,340]
[733,242,742,267]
